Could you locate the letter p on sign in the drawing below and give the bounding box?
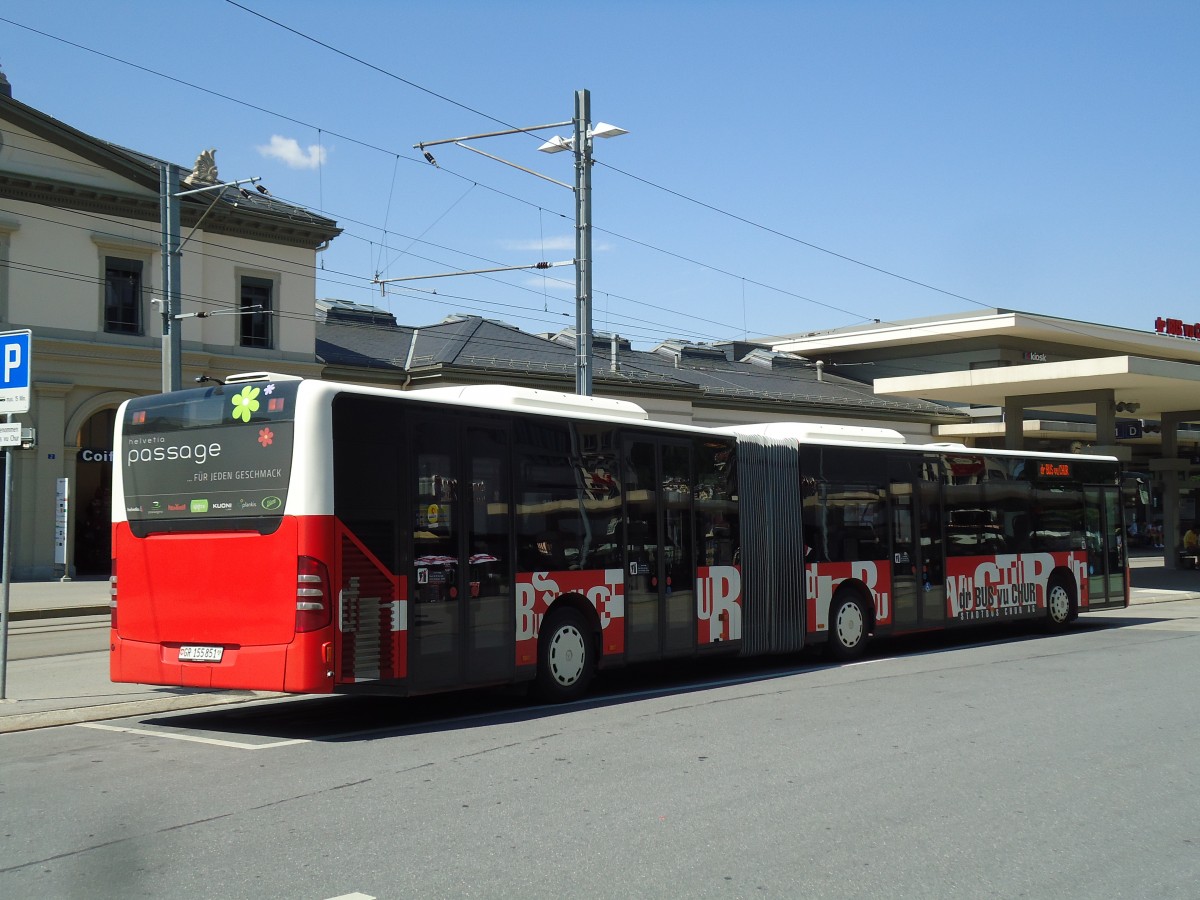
[5,345,20,380]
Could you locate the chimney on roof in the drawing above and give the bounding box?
[0,66,11,99]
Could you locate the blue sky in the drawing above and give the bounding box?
[2,1,1196,348]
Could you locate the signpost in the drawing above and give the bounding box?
[0,329,31,699]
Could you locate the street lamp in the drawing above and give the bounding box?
[412,89,627,396]
[538,92,627,397]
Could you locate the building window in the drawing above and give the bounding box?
[240,276,273,349]
[104,257,143,334]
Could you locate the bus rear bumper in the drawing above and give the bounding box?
[110,631,335,693]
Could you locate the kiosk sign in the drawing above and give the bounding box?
[0,330,31,415]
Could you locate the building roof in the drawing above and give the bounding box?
[877,355,1200,418]
[767,308,1200,365]
[316,313,968,423]
[0,91,341,249]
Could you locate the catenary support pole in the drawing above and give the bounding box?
[574,89,593,397]
[160,162,182,393]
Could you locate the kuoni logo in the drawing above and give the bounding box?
[190,499,209,513]
[230,386,261,423]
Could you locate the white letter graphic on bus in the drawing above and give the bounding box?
[698,566,742,643]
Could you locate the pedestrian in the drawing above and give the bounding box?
[1184,523,1199,552]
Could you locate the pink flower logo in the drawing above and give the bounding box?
[258,427,274,447]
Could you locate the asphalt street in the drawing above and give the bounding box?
[1,553,1197,732]
[0,598,1197,899]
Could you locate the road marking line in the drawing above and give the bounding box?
[324,894,376,900]
[76,721,309,750]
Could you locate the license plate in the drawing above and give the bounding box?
[179,645,223,663]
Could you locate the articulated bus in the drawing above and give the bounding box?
[110,374,1128,701]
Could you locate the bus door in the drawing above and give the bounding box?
[888,456,946,630]
[409,413,514,690]
[1084,485,1125,608]
[622,435,695,661]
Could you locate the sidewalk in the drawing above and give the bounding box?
[0,560,1197,734]
[0,578,276,734]
[3,576,111,620]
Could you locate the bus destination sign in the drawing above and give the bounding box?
[1038,461,1073,478]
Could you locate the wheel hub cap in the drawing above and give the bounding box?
[549,625,586,685]
[837,605,863,647]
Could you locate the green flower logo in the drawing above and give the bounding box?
[231,386,261,423]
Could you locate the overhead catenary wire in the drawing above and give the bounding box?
[0,15,978,324]
[1,122,1044,358]
[593,159,990,311]
[0,16,926,339]
[1,127,772,343]
[4,11,1131,358]
[0,253,981,401]
[10,200,734,346]
[218,1,991,309]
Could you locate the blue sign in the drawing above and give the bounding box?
[0,330,32,414]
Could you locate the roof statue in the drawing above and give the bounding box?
[183,148,219,186]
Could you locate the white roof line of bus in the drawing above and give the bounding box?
[233,375,1118,461]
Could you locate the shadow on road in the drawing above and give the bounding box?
[113,609,1179,746]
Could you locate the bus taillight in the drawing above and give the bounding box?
[109,565,118,630]
[296,556,332,633]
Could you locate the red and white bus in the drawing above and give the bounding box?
[110,374,1127,701]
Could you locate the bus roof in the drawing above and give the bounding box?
[216,373,1119,463]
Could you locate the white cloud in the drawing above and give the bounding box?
[522,275,574,291]
[502,236,612,253]
[256,135,327,170]
[502,236,575,252]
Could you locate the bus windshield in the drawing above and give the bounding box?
[119,380,299,535]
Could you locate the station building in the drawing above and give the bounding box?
[0,74,339,578]
[768,309,1200,563]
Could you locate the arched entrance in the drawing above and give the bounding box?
[75,407,115,576]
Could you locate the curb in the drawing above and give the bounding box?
[9,605,110,622]
[0,690,283,734]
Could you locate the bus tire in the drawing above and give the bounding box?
[1045,576,1075,631]
[533,607,595,702]
[828,591,870,661]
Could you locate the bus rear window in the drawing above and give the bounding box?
[120,380,298,535]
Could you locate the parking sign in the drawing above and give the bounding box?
[0,330,31,415]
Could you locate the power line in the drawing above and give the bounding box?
[0,250,979,406]
[221,1,991,311]
[0,14,896,338]
[594,159,990,310]
[0,14,401,160]
[10,199,737,345]
[224,1,527,136]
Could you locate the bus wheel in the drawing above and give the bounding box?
[534,608,595,702]
[1045,577,1075,631]
[828,592,869,661]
